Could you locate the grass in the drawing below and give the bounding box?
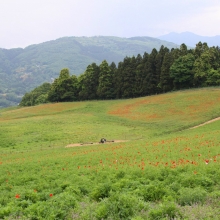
[0,87,220,219]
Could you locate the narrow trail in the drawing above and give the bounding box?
[65,117,220,148]
[189,116,220,129]
[65,140,128,148]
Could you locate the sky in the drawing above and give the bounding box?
[1,0,220,49]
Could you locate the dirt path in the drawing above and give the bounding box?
[65,117,220,148]
[65,140,128,148]
[189,116,220,129]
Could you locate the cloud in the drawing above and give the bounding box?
[0,0,220,48]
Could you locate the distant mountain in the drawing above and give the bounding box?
[158,32,220,48]
[0,36,178,108]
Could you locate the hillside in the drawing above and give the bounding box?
[0,88,220,219]
[158,31,220,47]
[0,36,178,108]
[1,87,220,149]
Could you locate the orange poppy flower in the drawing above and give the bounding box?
[15,194,20,199]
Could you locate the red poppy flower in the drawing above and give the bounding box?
[49,193,53,197]
[205,159,209,164]
[15,194,20,199]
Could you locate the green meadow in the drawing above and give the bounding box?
[0,87,220,219]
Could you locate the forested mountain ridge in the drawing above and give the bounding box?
[0,36,178,108]
[20,42,220,107]
[158,32,220,48]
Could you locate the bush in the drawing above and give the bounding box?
[96,192,143,220]
[141,184,168,202]
[180,174,213,190]
[148,201,182,220]
[178,187,207,205]
[90,182,112,201]
[24,192,76,219]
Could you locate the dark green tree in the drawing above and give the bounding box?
[159,52,173,92]
[97,60,114,99]
[78,63,100,100]
[179,43,188,56]
[155,46,170,93]
[194,42,209,58]
[194,46,220,86]
[20,82,51,106]
[121,56,137,98]
[170,53,195,89]
[48,68,78,102]
[134,53,146,97]
[142,48,158,95]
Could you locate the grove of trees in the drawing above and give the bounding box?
[20,42,220,106]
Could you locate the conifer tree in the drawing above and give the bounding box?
[97,60,114,99]
[78,63,99,100]
[143,48,158,95]
[159,52,173,92]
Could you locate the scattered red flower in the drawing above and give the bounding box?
[15,194,20,199]
[205,159,209,164]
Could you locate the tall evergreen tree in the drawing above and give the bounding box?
[121,56,137,98]
[194,42,209,58]
[159,52,173,92]
[179,43,188,56]
[78,63,100,100]
[97,60,114,99]
[48,68,78,102]
[155,46,170,93]
[134,54,146,97]
[110,62,117,98]
[143,48,158,95]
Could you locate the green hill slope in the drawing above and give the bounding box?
[0,87,219,150]
[0,88,220,219]
[0,36,178,108]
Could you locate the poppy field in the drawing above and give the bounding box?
[0,87,220,219]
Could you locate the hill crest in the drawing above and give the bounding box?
[158,31,220,47]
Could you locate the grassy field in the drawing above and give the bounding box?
[0,87,220,219]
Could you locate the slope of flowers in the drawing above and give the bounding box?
[108,88,220,126]
[0,121,220,219]
[0,87,220,219]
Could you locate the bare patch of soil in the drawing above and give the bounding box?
[190,117,220,129]
[65,140,128,148]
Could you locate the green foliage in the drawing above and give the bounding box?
[206,68,220,85]
[170,53,195,89]
[97,60,114,99]
[1,39,219,108]
[48,68,78,102]
[0,88,220,219]
[19,82,51,106]
[141,184,169,202]
[178,187,207,205]
[97,193,141,220]
[148,201,182,220]
[91,182,112,201]
[0,36,178,108]
[78,63,100,100]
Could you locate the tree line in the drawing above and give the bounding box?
[19,42,220,106]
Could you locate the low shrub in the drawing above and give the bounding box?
[148,201,182,220]
[141,184,169,202]
[96,192,145,220]
[178,187,207,206]
[90,182,112,201]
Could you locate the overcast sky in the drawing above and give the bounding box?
[1,0,220,49]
